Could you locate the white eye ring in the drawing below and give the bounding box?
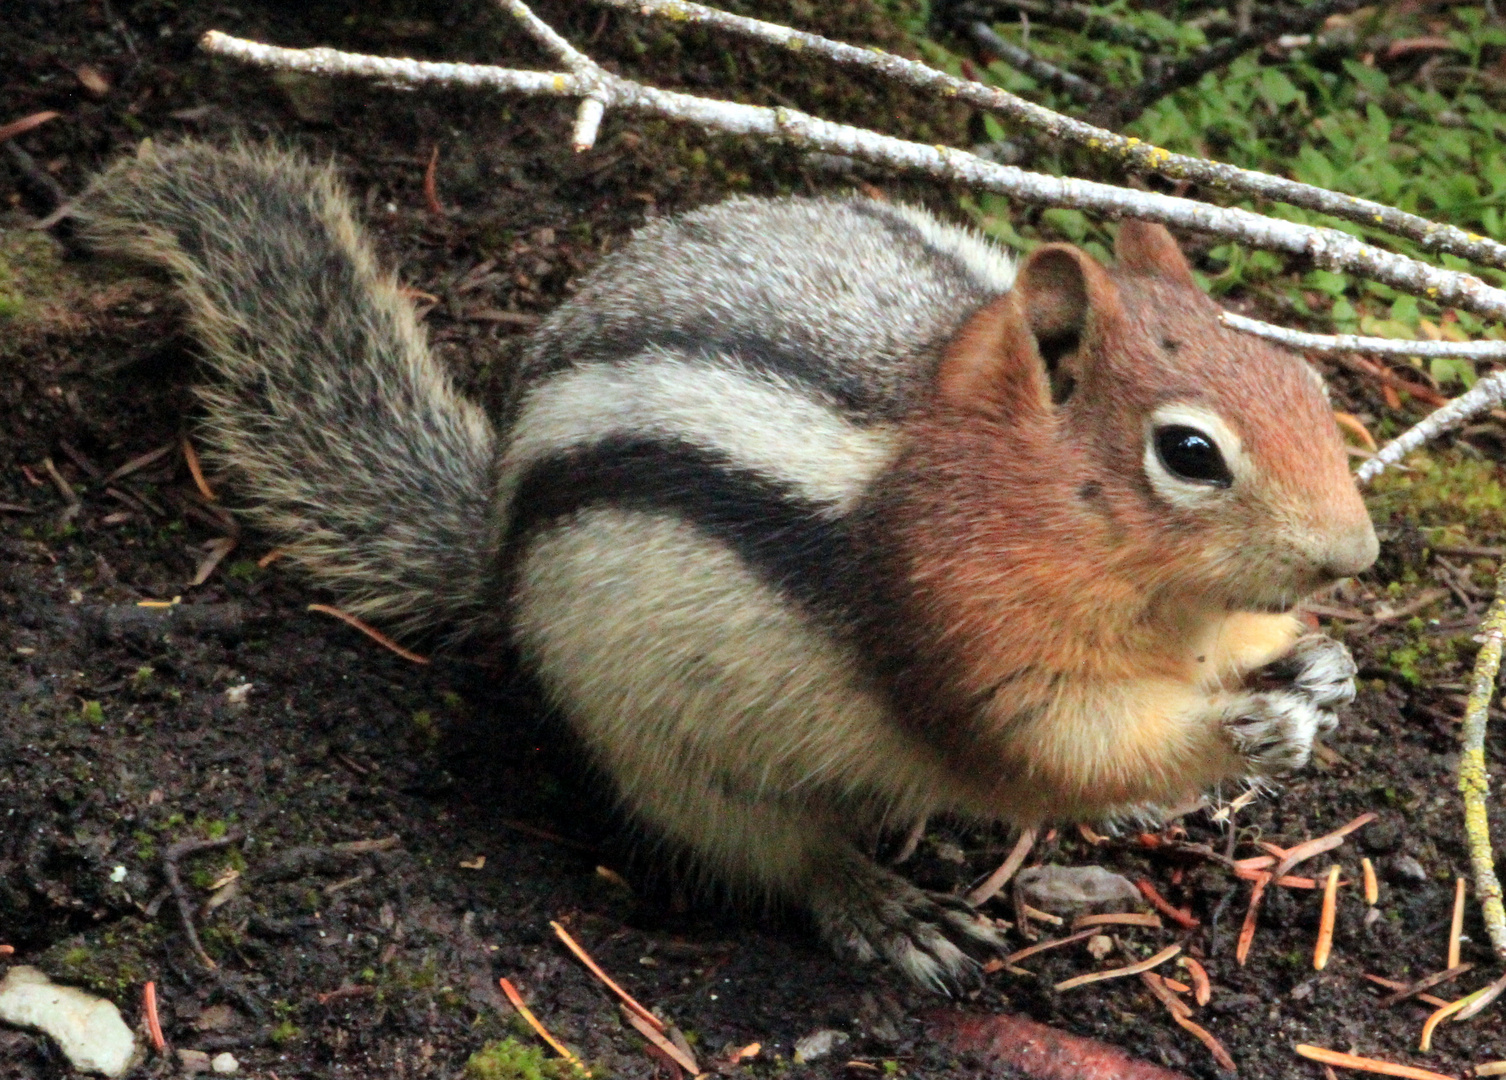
[1143,403,1246,507]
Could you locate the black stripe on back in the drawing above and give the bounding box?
[505,437,865,622]
[840,200,990,296]
[528,329,893,419]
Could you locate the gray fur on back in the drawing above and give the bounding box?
[518,197,1017,423]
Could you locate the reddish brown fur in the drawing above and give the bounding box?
[858,222,1372,819]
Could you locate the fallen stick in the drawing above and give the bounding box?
[991,927,1099,969]
[1362,973,1452,1009]
[163,831,245,970]
[1376,963,1474,1008]
[1456,562,1506,963]
[967,827,1035,906]
[1071,912,1162,930]
[1054,945,1180,991]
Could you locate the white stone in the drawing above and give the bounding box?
[0,966,139,1078]
[211,1051,240,1073]
[1015,865,1142,915]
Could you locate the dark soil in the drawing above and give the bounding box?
[2,3,1504,1079]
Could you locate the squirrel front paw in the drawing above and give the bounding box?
[809,854,1007,992]
[1222,634,1356,776]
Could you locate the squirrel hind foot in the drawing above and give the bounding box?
[810,855,1008,993]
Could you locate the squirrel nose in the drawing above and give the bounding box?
[1320,518,1379,580]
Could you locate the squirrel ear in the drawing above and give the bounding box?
[937,243,1120,417]
[1114,219,1197,287]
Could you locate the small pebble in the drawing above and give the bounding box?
[177,1049,211,1074]
[1386,854,1428,884]
[793,1029,849,1064]
[210,1051,239,1074]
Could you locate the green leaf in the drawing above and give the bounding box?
[1041,207,1089,242]
[1260,68,1301,108]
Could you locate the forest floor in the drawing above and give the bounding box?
[1,2,1504,1078]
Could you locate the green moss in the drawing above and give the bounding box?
[411,709,439,747]
[79,701,105,725]
[1368,449,1506,541]
[133,830,157,861]
[39,920,164,997]
[1386,643,1425,686]
[0,231,67,323]
[226,559,261,581]
[270,1019,301,1046]
[464,1038,589,1080]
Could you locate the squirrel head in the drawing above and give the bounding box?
[906,220,1376,627]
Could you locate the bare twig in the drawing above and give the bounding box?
[494,0,609,150]
[1054,944,1180,991]
[990,926,1098,968]
[951,0,1161,52]
[592,0,1506,273]
[163,831,245,970]
[1376,963,1473,1008]
[1098,0,1365,127]
[1453,968,1506,1021]
[1222,312,1506,361]
[199,28,1506,334]
[967,21,1102,103]
[1358,370,1506,483]
[966,826,1035,905]
[1455,561,1506,963]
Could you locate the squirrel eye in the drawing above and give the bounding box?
[1154,425,1233,487]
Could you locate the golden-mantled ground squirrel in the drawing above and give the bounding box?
[72,141,1377,989]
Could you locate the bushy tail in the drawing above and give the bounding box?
[72,141,503,640]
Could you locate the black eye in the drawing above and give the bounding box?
[1154,425,1233,487]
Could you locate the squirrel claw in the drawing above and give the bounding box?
[1225,634,1356,776]
[812,863,1008,993]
